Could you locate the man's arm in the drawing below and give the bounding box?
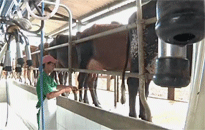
[46,86,72,99]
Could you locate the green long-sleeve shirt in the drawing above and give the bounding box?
[36,71,57,109]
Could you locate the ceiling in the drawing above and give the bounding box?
[0,0,150,37]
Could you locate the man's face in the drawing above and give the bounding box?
[45,62,56,73]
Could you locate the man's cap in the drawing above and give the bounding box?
[43,55,57,64]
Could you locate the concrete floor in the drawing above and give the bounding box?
[0,103,29,130]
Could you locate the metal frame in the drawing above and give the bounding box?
[28,0,154,122]
[30,16,156,80]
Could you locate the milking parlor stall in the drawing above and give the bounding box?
[0,0,205,130]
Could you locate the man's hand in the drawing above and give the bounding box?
[64,86,72,93]
[71,86,78,91]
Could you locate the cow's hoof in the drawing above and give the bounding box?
[129,113,136,118]
[84,99,89,104]
[139,114,150,121]
[95,104,101,108]
[120,96,126,104]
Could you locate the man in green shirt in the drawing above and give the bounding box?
[36,55,77,130]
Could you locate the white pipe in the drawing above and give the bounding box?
[25,0,60,20]
[42,1,73,86]
[136,0,152,121]
[185,40,205,129]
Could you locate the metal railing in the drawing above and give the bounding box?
[28,0,156,122]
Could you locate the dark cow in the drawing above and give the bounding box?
[48,35,79,99]
[125,0,158,119]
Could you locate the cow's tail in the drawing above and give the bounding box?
[121,33,130,104]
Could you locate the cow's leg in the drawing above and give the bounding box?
[50,71,58,84]
[23,68,28,84]
[66,72,77,100]
[93,74,100,105]
[87,73,100,107]
[127,77,139,118]
[78,72,85,102]
[139,79,151,120]
[83,74,89,104]
[58,71,64,85]
[64,72,68,85]
[18,72,22,82]
[27,67,33,86]
[59,71,68,96]
[33,70,39,87]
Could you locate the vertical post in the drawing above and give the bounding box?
[68,21,72,86]
[117,76,119,102]
[114,75,117,107]
[185,41,205,129]
[65,6,73,86]
[40,1,45,130]
[168,88,175,100]
[107,75,111,91]
[136,0,152,121]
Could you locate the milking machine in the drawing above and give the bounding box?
[153,0,205,88]
[0,0,46,127]
[3,25,34,127]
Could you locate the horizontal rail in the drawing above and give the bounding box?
[31,67,153,79]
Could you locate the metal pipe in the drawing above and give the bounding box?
[114,76,117,107]
[153,39,190,87]
[0,0,6,15]
[32,68,154,79]
[39,2,45,130]
[43,0,73,86]
[158,39,186,58]
[136,0,152,121]
[185,41,205,129]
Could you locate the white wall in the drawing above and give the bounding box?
[6,80,110,130]
[0,80,6,102]
[57,106,110,130]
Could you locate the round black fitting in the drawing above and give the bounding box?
[153,57,190,88]
[155,1,205,46]
[17,58,24,66]
[4,66,12,72]
[15,67,22,72]
[26,60,33,67]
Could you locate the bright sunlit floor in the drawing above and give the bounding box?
[0,103,29,130]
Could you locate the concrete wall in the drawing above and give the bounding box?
[0,79,6,102]
[7,80,110,130]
